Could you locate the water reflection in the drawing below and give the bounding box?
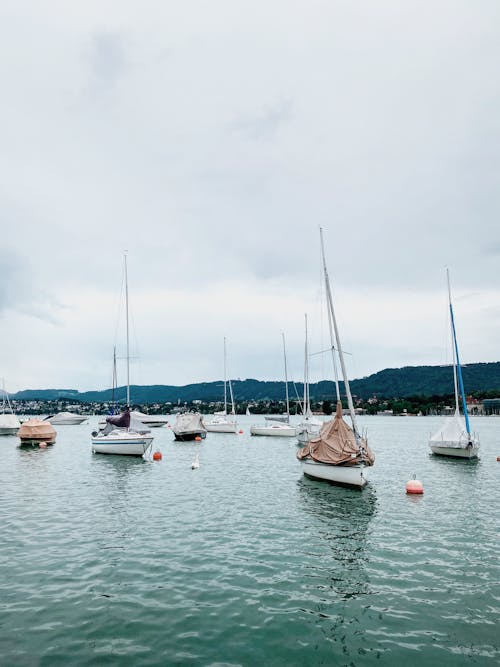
[297,478,377,600]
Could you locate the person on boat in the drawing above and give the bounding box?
[98,406,131,434]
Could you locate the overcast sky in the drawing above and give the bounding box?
[1,1,500,393]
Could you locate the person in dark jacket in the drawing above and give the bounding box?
[105,406,131,429]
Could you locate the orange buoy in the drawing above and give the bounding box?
[152,450,162,461]
[406,476,424,494]
[195,436,202,442]
[239,430,244,434]
[39,442,48,448]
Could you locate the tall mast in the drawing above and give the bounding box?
[304,314,311,416]
[319,234,341,402]
[124,252,130,407]
[447,270,459,412]
[112,345,117,413]
[282,332,290,419]
[319,227,359,435]
[447,270,471,435]
[223,337,228,415]
[303,314,308,415]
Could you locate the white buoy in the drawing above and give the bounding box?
[191,453,200,470]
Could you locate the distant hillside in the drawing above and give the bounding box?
[11,362,500,404]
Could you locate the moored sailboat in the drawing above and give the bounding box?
[250,333,296,437]
[296,314,322,445]
[297,228,375,488]
[91,254,154,457]
[0,382,21,435]
[203,338,238,433]
[429,271,479,458]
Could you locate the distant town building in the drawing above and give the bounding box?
[482,399,500,415]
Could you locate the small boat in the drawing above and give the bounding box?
[92,407,153,456]
[91,254,154,457]
[203,338,238,433]
[296,314,322,445]
[45,412,88,425]
[296,228,375,488]
[173,413,207,441]
[130,411,170,428]
[250,421,297,437]
[18,418,57,445]
[250,333,296,437]
[0,382,21,435]
[429,270,479,459]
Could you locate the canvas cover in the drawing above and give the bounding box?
[297,401,375,466]
[174,413,206,434]
[430,409,470,447]
[18,419,56,440]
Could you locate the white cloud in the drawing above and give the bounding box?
[1,1,499,392]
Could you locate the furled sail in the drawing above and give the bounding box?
[297,401,375,467]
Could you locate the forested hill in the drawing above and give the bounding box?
[11,362,500,403]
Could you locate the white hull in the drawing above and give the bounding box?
[250,424,296,437]
[204,421,238,433]
[48,417,88,425]
[0,426,20,435]
[92,434,153,456]
[429,443,479,459]
[300,460,369,488]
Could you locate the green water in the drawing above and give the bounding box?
[1,415,499,666]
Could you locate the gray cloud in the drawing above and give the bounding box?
[230,99,293,141]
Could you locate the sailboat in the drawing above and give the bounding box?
[297,228,375,488]
[91,254,154,456]
[250,333,296,437]
[203,338,238,433]
[296,314,323,445]
[0,381,21,435]
[429,271,479,458]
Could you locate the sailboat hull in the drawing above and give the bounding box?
[92,435,153,456]
[429,443,479,459]
[300,460,369,488]
[204,421,238,433]
[250,424,296,437]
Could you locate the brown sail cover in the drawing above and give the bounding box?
[18,419,57,443]
[297,401,374,466]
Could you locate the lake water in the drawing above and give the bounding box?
[1,415,499,666]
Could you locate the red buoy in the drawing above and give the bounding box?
[152,450,162,461]
[406,476,424,494]
[496,456,500,462]
[239,430,244,434]
[195,436,202,442]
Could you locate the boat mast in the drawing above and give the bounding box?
[124,252,130,407]
[304,314,311,417]
[282,332,290,419]
[447,270,471,435]
[112,345,117,414]
[223,337,228,415]
[319,227,359,435]
[319,232,341,402]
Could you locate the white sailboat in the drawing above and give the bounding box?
[91,254,154,457]
[297,228,375,488]
[204,338,238,433]
[296,314,322,445]
[251,333,297,437]
[0,381,21,435]
[429,271,479,458]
